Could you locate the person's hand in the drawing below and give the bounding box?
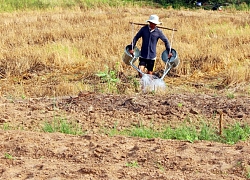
[168,52,173,59]
[129,49,134,56]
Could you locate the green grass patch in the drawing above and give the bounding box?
[0,0,245,13]
[1,123,12,130]
[4,153,13,160]
[222,123,250,144]
[247,171,250,179]
[198,122,219,141]
[0,0,130,12]
[104,122,250,144]
[125,161,139,168]
[0,0,77,12]
[227,93,235,99]
[96,65,120,93]
[42,117,85,135]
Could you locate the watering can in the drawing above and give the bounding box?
[160,48,180,79]
[122,45,145,75]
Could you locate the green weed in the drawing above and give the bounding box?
[126,161,139,168]
[42,117,84,135]
[104,121,120,137]
[21,94,26,99]
[96,66,119,93]
[199,122,218,141]
[155,162,165,171]
[1,123,11,130]
[247,170,250,179]
[222,123,250,144]
[4,153,13,160]
[128,126,160,139]
[177,103,183,107]
[173,125,198,143]
[227,93,235,99]
[132,77,140,92]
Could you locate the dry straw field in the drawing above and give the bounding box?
[0,6,249,97]
[1,4,250,179]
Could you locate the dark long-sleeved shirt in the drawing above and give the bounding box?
[130,25,171,60]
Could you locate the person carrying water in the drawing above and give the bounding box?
[129,14,172,77]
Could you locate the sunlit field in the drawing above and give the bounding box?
[0,5,249,98]
[1,4,250,179]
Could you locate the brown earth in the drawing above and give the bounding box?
[0,92,250,180]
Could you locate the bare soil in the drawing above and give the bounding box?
[0,92,250,180]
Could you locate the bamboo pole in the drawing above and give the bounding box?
[129,22,177,31]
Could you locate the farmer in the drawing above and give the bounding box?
[129,14,172,77]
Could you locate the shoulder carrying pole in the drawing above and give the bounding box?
[129,22,177,31]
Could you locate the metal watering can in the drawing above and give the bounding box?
[122,45,145,75]
[122,45,140,65]
[160,48,180,79]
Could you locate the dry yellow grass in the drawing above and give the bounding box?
[0,6,249,97]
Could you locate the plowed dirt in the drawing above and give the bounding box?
[0,92,250,179]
